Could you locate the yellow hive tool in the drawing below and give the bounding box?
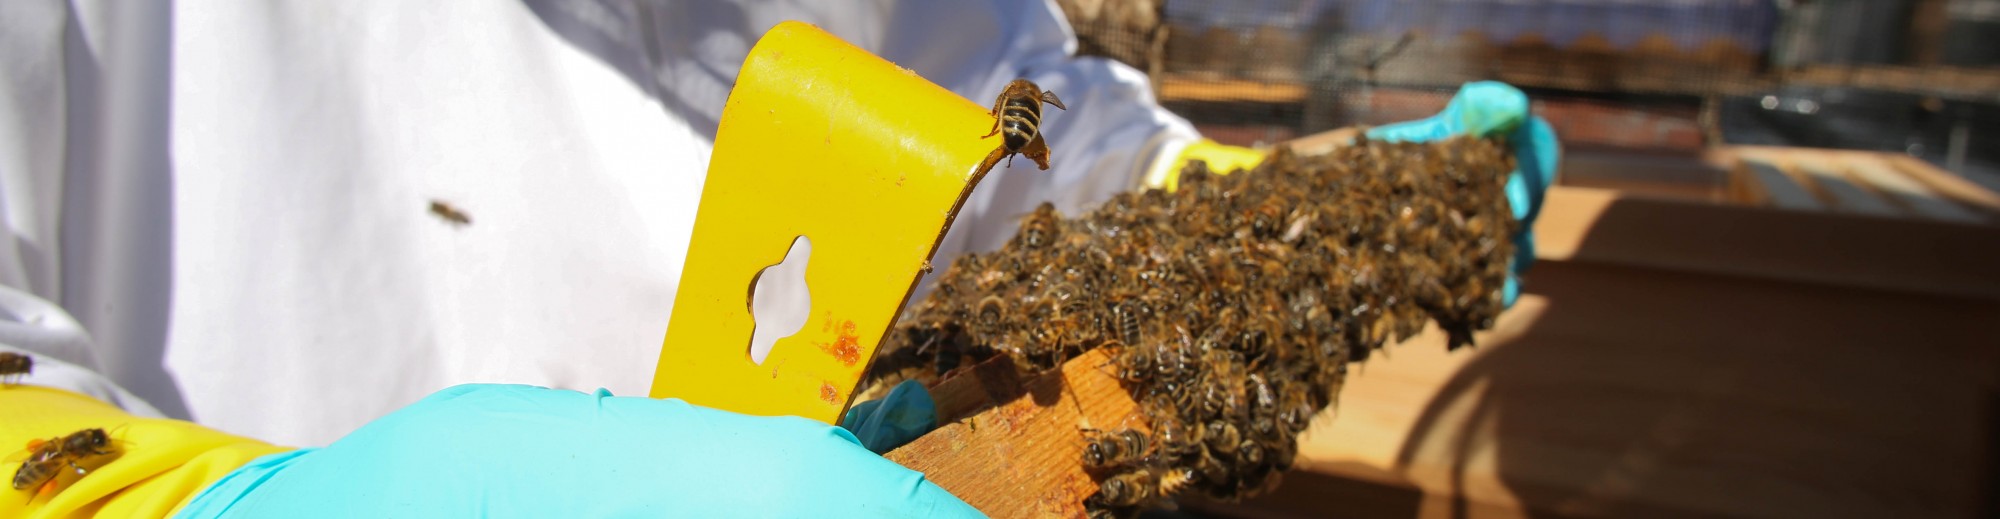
[650,22,1004,424]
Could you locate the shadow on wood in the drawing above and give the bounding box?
[885,184,2000,518]
[1367,192,2000,518]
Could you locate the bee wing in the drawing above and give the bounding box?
[12,433,101,477]
[4,439,54,467]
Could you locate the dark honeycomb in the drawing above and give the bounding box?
[869,136,1517,515]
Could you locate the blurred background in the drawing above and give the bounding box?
[1050,0,2000,517]
[1065,0,1998,200]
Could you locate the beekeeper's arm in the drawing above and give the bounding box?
[1,382,977,518]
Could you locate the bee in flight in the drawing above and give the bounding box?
[976,79,1066,176]
[12,428,117,496]
[0,352,29,386]
[428,200,472,227]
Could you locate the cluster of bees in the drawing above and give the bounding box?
[2,351,124,498]
[871,136,1517,517]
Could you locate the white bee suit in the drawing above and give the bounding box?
[0,0,1198,445]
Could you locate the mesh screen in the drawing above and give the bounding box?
[1053,1,1998,177]
[1143,0,1781,148]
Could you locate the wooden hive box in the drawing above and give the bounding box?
[884,139,2000,518]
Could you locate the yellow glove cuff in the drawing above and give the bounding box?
[1147,139,1268,192]
[2,386,290,519]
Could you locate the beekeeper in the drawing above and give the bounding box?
[0,1,1553,516]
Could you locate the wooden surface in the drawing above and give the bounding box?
[1159,77,1311,104]
[1725,146,1997,224]
[1556,150,1732,204]
[1531,187,2000,301]
[1733,159,1823,211]
[886,348,1142,518]
[1282,126,2000,225]
[880,130,2000,517]
[1192,187,2000,519]
[1278,127,1362,158]
[1205,266,1999,518]
[1781,66,2000,103]
[887,184,2000,518]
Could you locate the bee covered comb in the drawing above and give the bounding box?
[650,22,1017,424]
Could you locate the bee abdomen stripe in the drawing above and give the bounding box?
[1004,97,1042,116]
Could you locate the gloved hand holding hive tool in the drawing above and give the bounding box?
[0,6,1552,513]
[0,79,1552,519]
[860,80,1559,516]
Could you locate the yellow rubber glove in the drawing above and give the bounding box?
[1145,139,1268,192]
[0,386,288,519]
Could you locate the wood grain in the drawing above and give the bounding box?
[881,137,2000,517]
[886,348,1144,518]
[1725,146,1998,223]
[1206,259,2000,519]
[1199,183,2000,518]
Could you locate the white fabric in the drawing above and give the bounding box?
[1,345,164,420]
[0,0,181,418]
[0,0,1199,446]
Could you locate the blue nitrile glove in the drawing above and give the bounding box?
[842,379,938,454]
[1366,81,1561,308]
[175,384,982,518]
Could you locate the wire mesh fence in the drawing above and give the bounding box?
[1054,0,1997,171]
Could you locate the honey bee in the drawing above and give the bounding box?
[1264,430,1299,472]
[973,295,1006,334]
[1175,164,1218,199]
[1190,444,1232,485]
[1151,330,1196,382]
[1150,411,1202,458]
[1087,466,1192,509]
[1246,195,1288,238]
[1236,438,1266,468]
[1141,375,1202,419]
[1088,471,1150,509]
[1245,373,1280,437]
[53,429,113,461]
[1070,309,1106,345]
[1194,351,1247,419]
[11,448,62,494]
[1080,427,1151,471]
[1017,202,1061,249]
[1197,376,1246,422]
[427,200,471,226]
[1202,420,1242,458]
[1027,316,1077,367]
[1084,505,1131,519]
[1277,383,1319,435]
[0,352,29,386]
[1103,341,1153,384]
[980,79,1065,171]
[973,260,1010,292]
[12,428,116,494]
